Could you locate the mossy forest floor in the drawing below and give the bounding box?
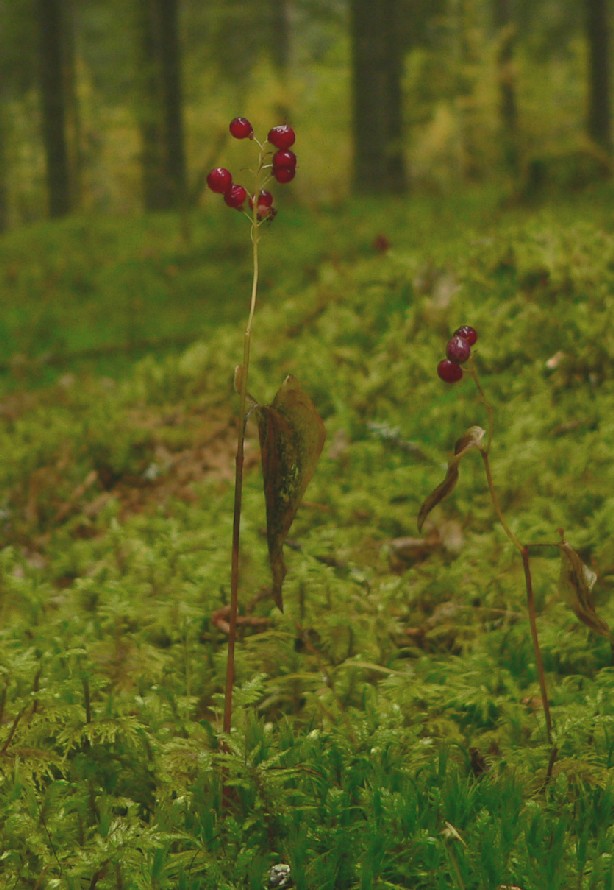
[1,185,614,888]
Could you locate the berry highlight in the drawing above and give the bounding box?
[206,167,232,194]
[446,335,471,364]
[273,166,296,183]
[229,117,253,139]
[454,325,478,346]
[224,184,248,209]
[272,149,297,169]
[267,125,296,149]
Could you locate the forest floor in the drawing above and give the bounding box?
[1,184,614,889]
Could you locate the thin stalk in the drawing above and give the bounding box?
[480,451,524,553]
[223,217,261,736]
[470,362,521,551]
[521,547,554,746]
[467,360,494,451]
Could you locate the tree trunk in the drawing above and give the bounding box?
[492,0,519,175]
[455,0,481,180]
[37,0,78,217]
[158,0,187,204]
[350,0,407,194]
[136,0,187,211]
[0,101,8,232]
[270,0,291,122]
[585,0,612,154]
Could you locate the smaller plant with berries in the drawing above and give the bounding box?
[436,325,477,383]
[422,323,613,779]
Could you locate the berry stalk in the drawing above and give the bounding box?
[466,360,494,453]
[223,217,261,736]
[521,547,554,746]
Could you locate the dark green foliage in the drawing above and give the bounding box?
[1,188,614,885]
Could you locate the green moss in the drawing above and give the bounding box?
[1,187,614,886]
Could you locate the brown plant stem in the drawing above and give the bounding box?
[471,364,554,751]
[480,451,523,553]
[521,547,553,746]
[467,361,494,451]
[223,219,260,736]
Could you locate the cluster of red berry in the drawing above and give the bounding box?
[206,118,297,220]
[437,325,478,383]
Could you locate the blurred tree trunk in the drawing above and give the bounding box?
[350,0,407,194]
[37,0,79,217]
[270,0,291,121]
[136,0,187,211]
[493,0,519,176]
[585,0,612,155]
[455,0,481,180]
[0,102,7,231]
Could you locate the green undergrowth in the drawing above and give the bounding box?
[2,182,610,391]
[1,188,614,887]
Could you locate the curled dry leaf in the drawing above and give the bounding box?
[417,426,485,532]
[256,375,326,611]
[559,541,611,640]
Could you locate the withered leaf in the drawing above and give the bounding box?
[417,426,485,532]
[559,542,611,640]
[256,375,326,611]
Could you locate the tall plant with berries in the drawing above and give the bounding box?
[420,325,613,775]
[207,119,325,736]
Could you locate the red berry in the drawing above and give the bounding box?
[446,335,471,364]
[437,359,463,383]
[229,117,253,139]
[267,125,296,149]
[373,234,390,253]
[257,203,277,221]
[273,166,296,183]
[454,325,478,346]
[206,167,232,194]
[224,184,248,209]
[272,149,297,169]
[249,189,274,209]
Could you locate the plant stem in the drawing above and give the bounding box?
[521,547,553,746]
[480,451,523,553]
[469,363,521,551]
[467,361,494,451]
[223,218,261,736]
[470,362,554,749]
[470,363,522,552]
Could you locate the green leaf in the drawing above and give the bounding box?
[559,541,611,640]
[417,426,485,532]
[256,375,326,611]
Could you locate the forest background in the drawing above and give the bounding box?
[0,0,611,228]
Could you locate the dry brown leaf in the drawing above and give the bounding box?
[257,376,326,611]
[559,541,612,640]
[417,426,485,532]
